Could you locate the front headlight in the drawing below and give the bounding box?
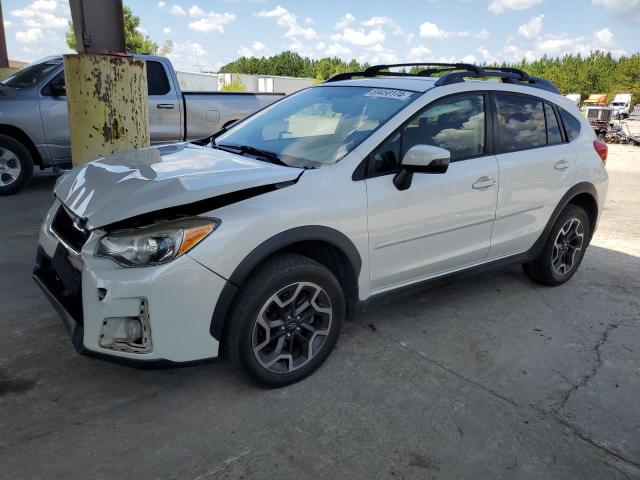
[95,218,219,267]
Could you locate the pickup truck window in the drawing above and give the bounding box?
[1,61,61,89]
[216,86,418,168]
[147,61,171,96]
[37,60,170,97]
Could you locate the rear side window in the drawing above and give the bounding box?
[495,94,546,152]
[146,61,170,95]
[545,103,563,145]
[558,108,581,142]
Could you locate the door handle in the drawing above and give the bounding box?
[157,104,175,109]
[472,176,496,190]
[554,159,570,171]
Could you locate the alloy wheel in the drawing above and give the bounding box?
[551,217,585,276]
[0,147,21,187]
[252,282,333,374]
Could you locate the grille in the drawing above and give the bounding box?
[51,206,90,253]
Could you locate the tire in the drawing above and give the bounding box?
[522,204,590,286]
[0,134,34,196]
[224,254,345,387]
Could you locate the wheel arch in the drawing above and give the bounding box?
[209,225,362,341]
[0,124,43,167]
[530,182,599,258]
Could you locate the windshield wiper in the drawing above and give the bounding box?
[217,144,288,167]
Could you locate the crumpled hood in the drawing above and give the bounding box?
[55,143,302,229]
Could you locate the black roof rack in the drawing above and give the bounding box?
[325,62,559,94]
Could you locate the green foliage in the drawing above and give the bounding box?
[506,52,640,106]
[219,51,369,81]
[220,76,247,92]
[220,50,640,106]
[66,6,158,54]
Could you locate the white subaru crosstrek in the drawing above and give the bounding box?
[34,63,608,386]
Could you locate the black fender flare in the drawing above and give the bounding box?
[209,225,362,340]
[528,181,598,259]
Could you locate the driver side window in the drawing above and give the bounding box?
[367,94,486,176]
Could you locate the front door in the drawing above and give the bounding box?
[365,93,499,293]
[38,70,71,162]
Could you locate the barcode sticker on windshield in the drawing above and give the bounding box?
[365,89,413,100]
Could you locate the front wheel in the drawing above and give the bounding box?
[224,254,345,387]
[523,205,590,286]
[0,135,34,196]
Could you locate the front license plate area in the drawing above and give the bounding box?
[52,244,82,299]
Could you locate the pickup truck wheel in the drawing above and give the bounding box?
[522,205,590,286]
[0,135,34,196]
[224,253,345,387]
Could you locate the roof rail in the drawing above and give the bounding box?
[325,63,560,94]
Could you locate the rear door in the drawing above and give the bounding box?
[146,60,182,144]
[487,93,576,259]
[365,93,499,293]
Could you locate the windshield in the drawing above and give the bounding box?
[1,61,61,89]
[611,102,626,106]
[216,86,419,168]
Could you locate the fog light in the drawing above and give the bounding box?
[125,318,143,343]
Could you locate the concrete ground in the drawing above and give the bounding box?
[1,145,639,480]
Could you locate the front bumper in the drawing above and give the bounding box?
[34,204,226,366]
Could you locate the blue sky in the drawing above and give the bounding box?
[3,0,640,72]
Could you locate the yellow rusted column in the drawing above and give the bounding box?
[64,54,150,167]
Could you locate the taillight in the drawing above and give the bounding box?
[593,140,608,164]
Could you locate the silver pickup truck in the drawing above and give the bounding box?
[0,54,284,195]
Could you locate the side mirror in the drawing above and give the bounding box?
[393,145,450,190]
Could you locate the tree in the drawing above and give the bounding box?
[66,6,158,54]
[220,76,247,92]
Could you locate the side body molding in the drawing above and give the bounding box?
[209,225,363,340]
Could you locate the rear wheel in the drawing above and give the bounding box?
[523,204,590,286]
[0,135,34,196]
[224,254,345,387]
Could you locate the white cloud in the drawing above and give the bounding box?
[332,27,386,46]
[163,27,172,34]
[325,43,352,56]
[258,5,317,39]
[489,0,543,14]
[4,20,12,28]
[305,17,314,25]
[592,0,640,23]
[419,22,489,39]
[238,41,271,57]
[502,27,625,63]
[16,27,43,43]
[518,15,544,38]
[595,27,615,47]
[187,8,236,33]
[407,44,433,61]
[169,5,186,15]
[362,16,395,27]
[460,54,477,64]
[158,1,166,7]
[11,0,68,29]
[166,41,208,71]
[335,13,355,29]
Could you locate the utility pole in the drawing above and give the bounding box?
[66,0,149,167]
[0,1,9,68]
